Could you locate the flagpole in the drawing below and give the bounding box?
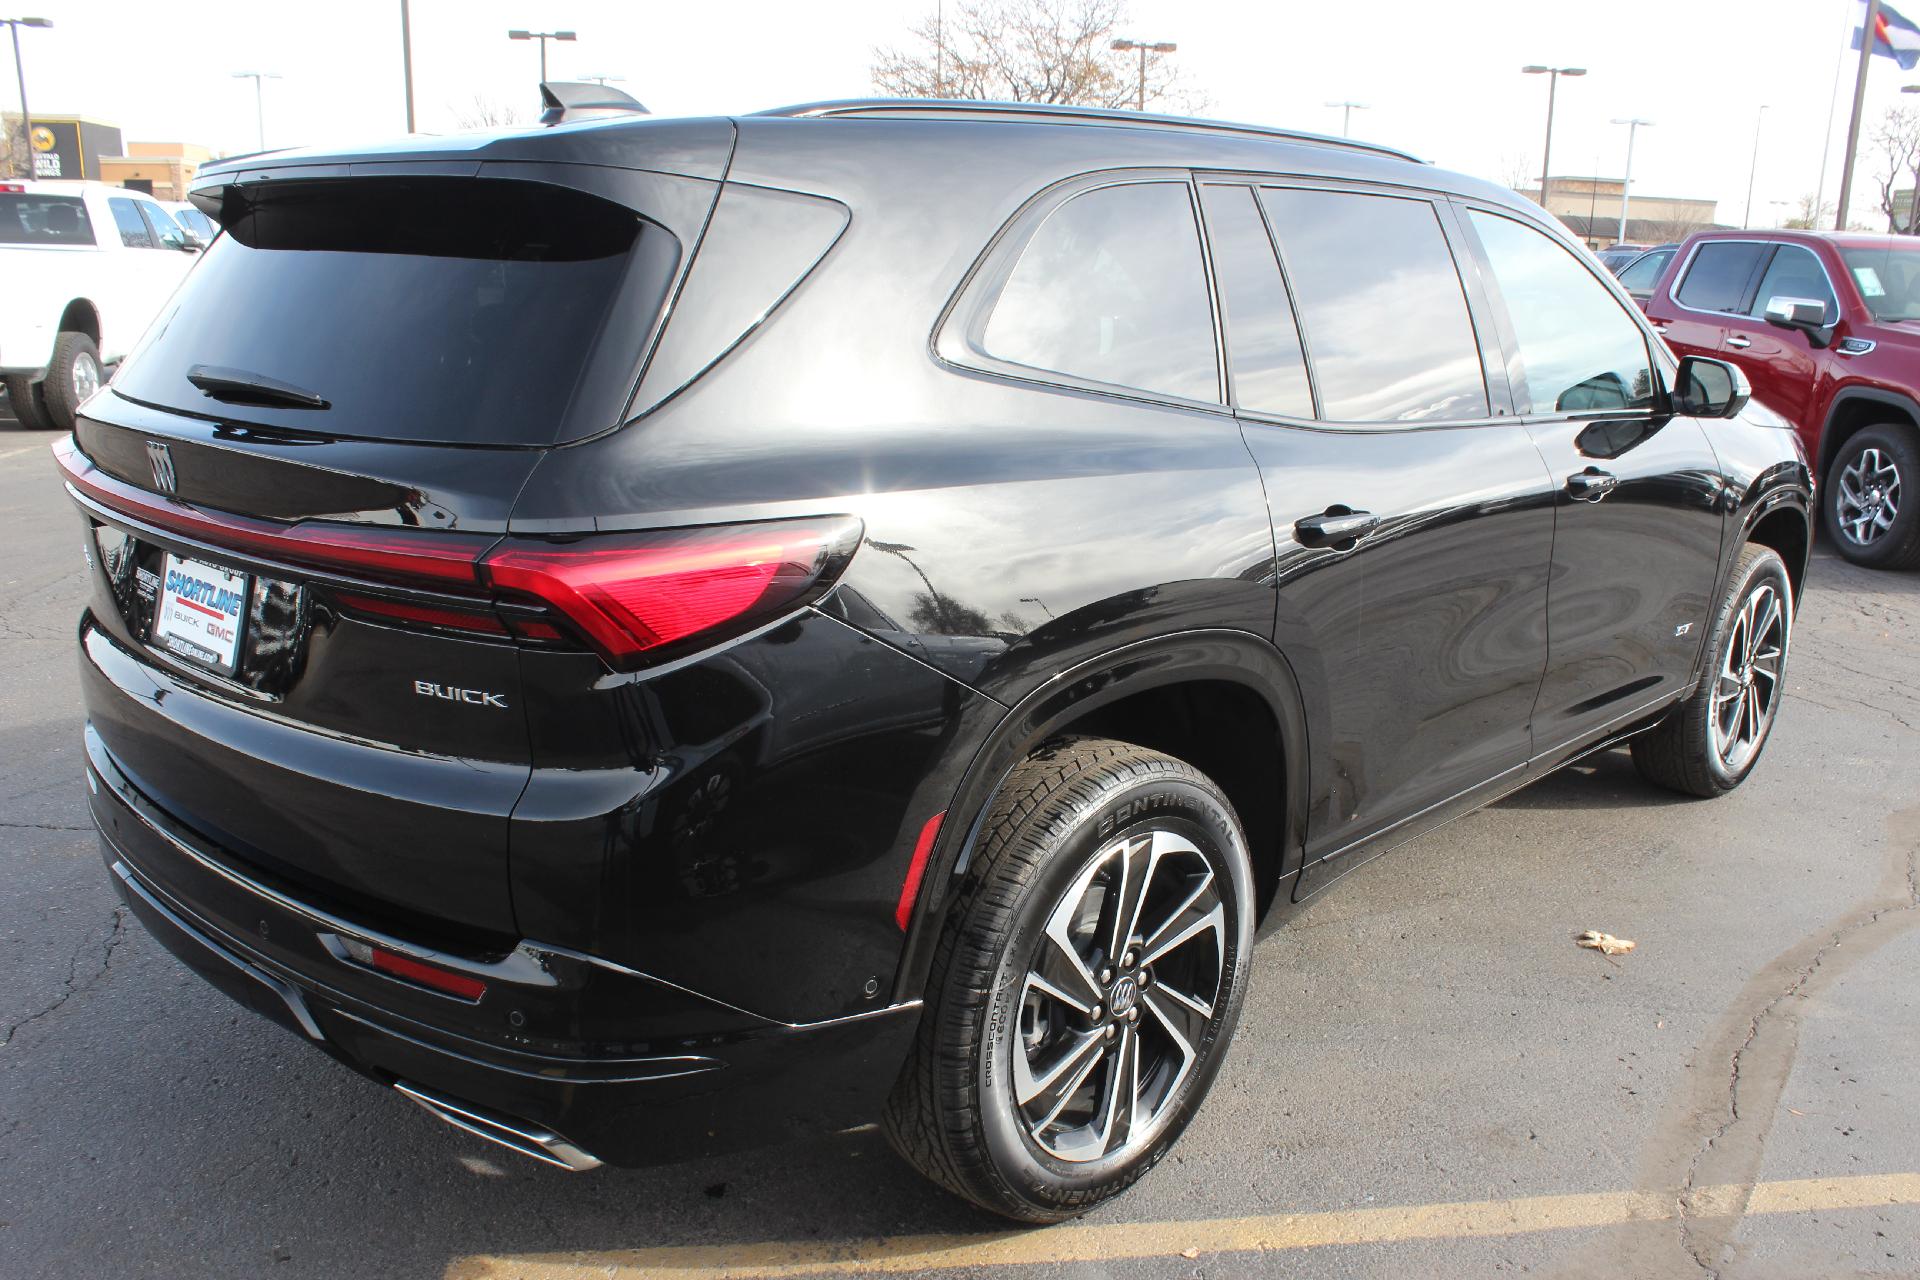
[1816,0,1853,224]
[1836,0,1883,229]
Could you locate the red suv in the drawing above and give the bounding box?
[1646,230,1919,569]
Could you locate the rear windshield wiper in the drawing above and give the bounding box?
[186,365,331,411]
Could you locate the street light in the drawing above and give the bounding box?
[1521,64,1586,210]
[232,70,281,152]
[1324,100,1369,137]
[508,28,576,82]
[1111,37,1176,113]
[1610,117,1653,244]
[577,73,625,86]
[2,16,51,181]
[1742,104,1769,229]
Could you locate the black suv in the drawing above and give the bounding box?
[61,92,1812,1222]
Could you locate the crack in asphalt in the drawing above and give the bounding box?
[0,904,129,1049]
[1672,830,1920,1278]
[0,821,94,831]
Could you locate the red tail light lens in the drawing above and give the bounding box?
[482,516,862,668]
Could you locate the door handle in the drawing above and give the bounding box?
[1566,467,1618,502]
[1725,335,1752,349]
[1648,320,1670,332]
[1294,508,1380,547]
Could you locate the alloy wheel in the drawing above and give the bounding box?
[1013,827,1224,1164]
[1836,447,1902,547]
[1710,579,1787,773]
[70,351,101,406]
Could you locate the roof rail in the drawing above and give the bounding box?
[754,99,1421,163]
[540,81,649,126]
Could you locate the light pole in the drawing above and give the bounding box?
[1110,38,1176,112]
[400,0,415,132]
[1610,117,1652,244]
[1324,100,1369,137]
[232,71,281,152]
[2,16,51,180]
[1742,104,1769,229]
[1522,64,1586,211]
[508,28,576,82]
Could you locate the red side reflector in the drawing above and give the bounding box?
[369,945,488,1001]
[894,811,946,932]
[483,516,861,668]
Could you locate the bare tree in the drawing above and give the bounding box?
[1784,191,1835,230]
[1870,106,1920,234]
[453,94,529,130]
[873,0,1205,113]
[2,112,29,180]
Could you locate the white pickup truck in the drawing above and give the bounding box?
[2,179,202,431]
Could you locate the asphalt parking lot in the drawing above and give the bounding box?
[2,426,1917,1279]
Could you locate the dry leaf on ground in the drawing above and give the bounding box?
[1575,930,1636,956]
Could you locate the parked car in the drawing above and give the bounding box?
[1596,241,1652,274]
[163,199,219,247]
[59,93,1811,1223]
[1645,229,1920,568]
[1615,242,1679,304]
[0,179,200,432]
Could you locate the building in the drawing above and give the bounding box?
[5,113,213,199]
[98,141,215,201]
[1516,176,1721,249]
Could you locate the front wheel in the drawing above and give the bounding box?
[1632,543,1792,797]
[1824,424,1920,570]
[40,330,103,434]
[885,737,1254,1222]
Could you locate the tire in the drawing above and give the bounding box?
[1632,543,1793,797]
[1823,424,1920,570]
[884,736,1255,1222]
[2,375,54,431]
[39,330,103,434]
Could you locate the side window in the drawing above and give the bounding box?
[1467,210,1654,414]
[1675,241,1768,313]
[1747,245,1838,324]
[980,181,1218,402]
[1258,187,1488,423]
[108,197,155,249]
[1616,249,1672,293]
[136,202,178,248]
[1198,184,1312,418]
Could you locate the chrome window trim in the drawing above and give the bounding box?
[1668,237,1842,323]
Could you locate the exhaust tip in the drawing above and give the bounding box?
[395,1080,603,1172]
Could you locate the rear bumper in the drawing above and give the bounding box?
[87,725,921,1169]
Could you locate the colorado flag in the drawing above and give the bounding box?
[1854,0,1920,70]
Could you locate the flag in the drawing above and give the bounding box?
[1853,0,1920,71]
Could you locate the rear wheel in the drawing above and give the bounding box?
[40,330,103,434]
[885,737,1254,1222]
[1823,424,1920,570]
[1632,544,1792,797]
[2,375,54,431]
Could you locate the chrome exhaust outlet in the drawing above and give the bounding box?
[394,1080,603,1172]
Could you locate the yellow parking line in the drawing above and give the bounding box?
[445,1172,1920,1278]
[0,443,48,461]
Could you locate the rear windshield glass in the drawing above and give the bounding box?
[111,177,678,446]
[1840,245,1920,323]
[0,193,96,245]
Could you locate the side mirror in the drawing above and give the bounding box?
[1672,355,1751,420]
[1763,295,1835,348]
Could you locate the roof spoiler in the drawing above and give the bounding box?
[539,81,649,125]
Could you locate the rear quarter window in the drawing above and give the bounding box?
[0,193,95,245]
[1675,241,1768,313]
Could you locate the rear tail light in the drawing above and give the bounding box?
[334,936,488,1002]
[482,517,863,668]
[56,437,862,668]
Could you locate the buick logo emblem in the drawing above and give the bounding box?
[1108,974,1139,1018]
[145,441,177,494]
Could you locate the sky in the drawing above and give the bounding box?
[5,0,1914,229]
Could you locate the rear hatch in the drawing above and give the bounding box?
[69,159,717,946]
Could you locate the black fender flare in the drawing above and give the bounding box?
[890,628,1311,1002]
[1820,386,1920,479]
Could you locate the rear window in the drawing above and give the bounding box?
[1675,241,1767,313]
[0,193,95,245]
[110,177,679,446]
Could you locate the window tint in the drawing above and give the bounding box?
[1747,244,1837,323]
[1468,211,1653,414]
[1199,184,1312,417]
[0,193,94,245]
[136,201,178,248]
[1616,249,1672,293]
[1259,188,1487,422]
[1675,241,1767,312]
[108,197,155,249]
[981,181,1218,402]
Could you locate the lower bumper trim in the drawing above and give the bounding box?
[394,1080,603,1172]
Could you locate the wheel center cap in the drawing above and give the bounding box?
[1107,975,1139,1018]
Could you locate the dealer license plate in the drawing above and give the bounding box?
[151,553,249,675]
